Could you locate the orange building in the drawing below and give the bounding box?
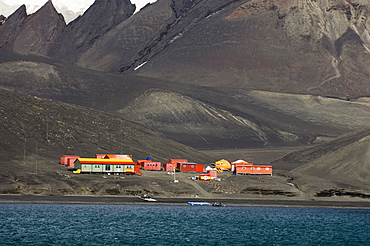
[234,163,272,175]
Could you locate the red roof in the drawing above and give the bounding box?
[77,158,135,165]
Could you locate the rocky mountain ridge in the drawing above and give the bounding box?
[1,0,369,98]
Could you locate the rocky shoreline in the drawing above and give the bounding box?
[1,195,369,209]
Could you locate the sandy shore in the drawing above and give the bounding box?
[0,195,369,209]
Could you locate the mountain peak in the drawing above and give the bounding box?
[54,0,135,62]
[33,0,65,23]
[4,4,27,23]
[0,5,28,50]
[1,0,66,54]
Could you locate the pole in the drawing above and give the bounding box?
[23,139,26,164]
[35,140,38,174]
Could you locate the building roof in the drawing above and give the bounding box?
[77,158,135,165]
[104,154,132,159]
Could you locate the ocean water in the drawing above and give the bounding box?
[0,204,369,246]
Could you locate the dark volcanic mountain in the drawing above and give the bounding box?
[130,0,370,98]
[51,0,135,61]
[0,1,65,54]
[2,0,370,98]
[0,0,370,149]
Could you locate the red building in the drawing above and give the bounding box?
[137,160,162,171]
[141,161,162,171]
[169,159,188,164]
[134,165,142,176]
[207,170,218,178]
[234,164,272,175]
[178,163,204,173]
[60,155,80,166]
[163,163,176,171]
[67,157,80,168]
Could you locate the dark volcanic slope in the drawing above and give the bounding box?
[273,129,370,191]
[1,52,370,149]
[119,88,370,148]
[132,0,370,98]
[0,88,212,164]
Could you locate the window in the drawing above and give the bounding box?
[105,165,111,171]
[94,165,100,168]
[116,166,121,169]
[266,167,270,170]
[242,167,246,170]
[191,165,194,168]
[257,167,261,170]
[251,167,254,170]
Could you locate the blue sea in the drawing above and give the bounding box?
[0,204,369,245]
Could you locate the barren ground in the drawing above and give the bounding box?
[1,147,369,208]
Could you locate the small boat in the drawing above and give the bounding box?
[139,194,157,202]
[187,202,211,206]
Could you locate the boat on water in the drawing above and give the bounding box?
[139,194,157,202]
[188,202,211,206]
[187,201,225,206]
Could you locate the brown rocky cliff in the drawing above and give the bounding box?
[0,5,28,50]
[0,1,65,55]
[52,0,136,62]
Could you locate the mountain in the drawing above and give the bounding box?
[0,1,65,54]
[0,0,370,149]
[129,0,370,98]
[52,0,136,61]
[1,0,369,98]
